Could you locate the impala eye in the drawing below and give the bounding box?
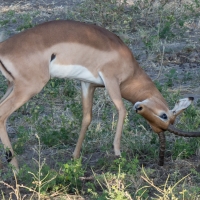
[160,113,168,120]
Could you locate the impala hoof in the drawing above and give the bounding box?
[115,155,121,159]
[114,149,121,157]
[73,152,80,159]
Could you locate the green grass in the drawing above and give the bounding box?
[0,0,200,199]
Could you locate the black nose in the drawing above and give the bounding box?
[135,104,143,112]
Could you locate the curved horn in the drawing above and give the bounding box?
[167,124,200,137]
[158,132,165,166]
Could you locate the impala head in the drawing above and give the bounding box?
[133,97,194,133]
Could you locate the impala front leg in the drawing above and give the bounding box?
[113,105,127,156]
[99,73,127,156]
[73,82,96,159]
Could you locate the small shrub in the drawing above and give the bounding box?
[56,158,85,193]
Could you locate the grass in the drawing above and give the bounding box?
[0,0,200,199]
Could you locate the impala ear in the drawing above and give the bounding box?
[171,97,194,116]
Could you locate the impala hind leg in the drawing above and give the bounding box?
[0,85,44,171]
[99,73,127,156]
[73,82,96,158]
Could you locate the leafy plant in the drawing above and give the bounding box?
[17,14,34,31]
[94,168,132,200]
[57,158,85,193]
[110,155,139,175]
[13,126,29,154]
[164,69,178,87]
[159,15,175,39]
[172,137,198,159]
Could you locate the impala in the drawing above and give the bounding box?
[0,20,199,171]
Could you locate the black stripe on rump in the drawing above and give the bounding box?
[0,60,15,80]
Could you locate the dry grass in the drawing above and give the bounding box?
[0,0,200,199]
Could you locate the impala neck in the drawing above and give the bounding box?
[120,70,167,106]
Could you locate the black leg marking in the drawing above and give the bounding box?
[50,53,56,62]
[5,150,12,163]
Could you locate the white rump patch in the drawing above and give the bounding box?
[49,63,104,85]
[171,98,193,115]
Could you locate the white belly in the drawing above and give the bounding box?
[49,63,104,85]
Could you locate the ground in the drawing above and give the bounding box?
[0,0,200,199]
